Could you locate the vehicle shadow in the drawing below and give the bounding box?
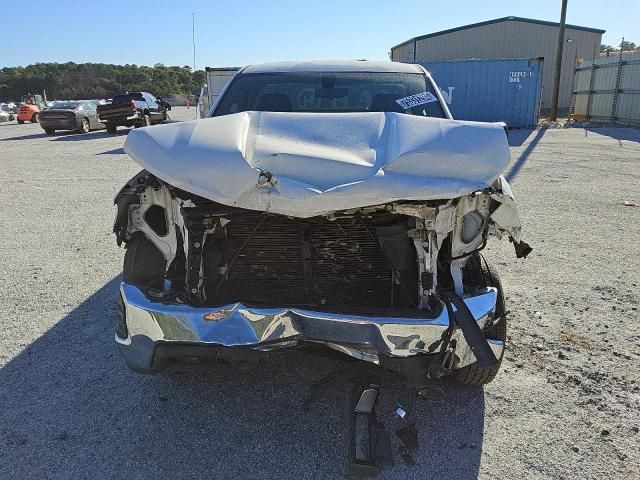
[505,128,546,182]
[507,128,535,147]
[0,132,49,141]
[96,148,126,155]
[0,277,484,480]
[583,126,640,144]
[53,131,128,141]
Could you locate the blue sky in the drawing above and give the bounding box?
[1,0,636,68]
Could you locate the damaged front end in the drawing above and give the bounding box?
[113,167,530,379]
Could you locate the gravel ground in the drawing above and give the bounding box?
[0,109,638,479]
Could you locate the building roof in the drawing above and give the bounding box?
[242,60,423,74]
[392,16,606,50]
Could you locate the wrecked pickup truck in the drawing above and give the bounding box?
[113,60,530,385]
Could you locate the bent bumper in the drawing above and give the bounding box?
[39,118,78,130]
[116,282,503,373]
[99,112,140,124]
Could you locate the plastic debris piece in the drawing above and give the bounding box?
[355,388,379,414]
[395,403,407,419]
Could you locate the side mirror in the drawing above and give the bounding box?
[499,122,508,139]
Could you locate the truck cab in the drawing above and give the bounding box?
[97,92,168,133]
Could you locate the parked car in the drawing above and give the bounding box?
[113,60,530,387]
[0,103,15,122]
[4,102,18,113]
[0,111,14,122]
[97,92,168,133]
[38,100,104,135]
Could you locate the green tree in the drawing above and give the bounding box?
[0,62,208,101]
[619,40,637,51]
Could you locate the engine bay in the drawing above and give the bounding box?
[114,171,530,313]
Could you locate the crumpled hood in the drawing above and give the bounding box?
[124,111,510,218]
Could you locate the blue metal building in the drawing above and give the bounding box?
[424,58,544,128]
[391,16,604,116]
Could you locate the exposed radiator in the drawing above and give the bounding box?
[210,213,393,308]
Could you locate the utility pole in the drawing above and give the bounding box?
[192,12,197,119]
[549,0,568,121]
[192,12,196,73]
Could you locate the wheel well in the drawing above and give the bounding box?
[143,204,168,237]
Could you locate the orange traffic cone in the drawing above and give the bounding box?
[186,96,190,109]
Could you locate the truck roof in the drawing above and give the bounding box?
[242,60,424,74]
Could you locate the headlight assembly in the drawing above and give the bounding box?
[461,210,485,243]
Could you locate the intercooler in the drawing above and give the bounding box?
[207,213,396,309]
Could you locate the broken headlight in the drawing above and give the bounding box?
[461,210,484,243]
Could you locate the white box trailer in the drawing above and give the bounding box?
[198,67,241,117]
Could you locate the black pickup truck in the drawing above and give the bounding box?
[97,92,170,133]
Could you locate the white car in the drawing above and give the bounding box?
[0,103,15,122]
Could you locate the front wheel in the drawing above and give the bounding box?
[17,119,24,124]
[106,124,117,134]
[123,234,166,287]
[450,254,507,386]
[79,118,90,133]
[44,128,55,135]
[31,113,38,123]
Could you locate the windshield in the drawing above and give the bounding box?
[112,93,144,104]
[213,72,446,118]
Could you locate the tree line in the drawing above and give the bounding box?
[0,62,206,101]
[600,40,640,54]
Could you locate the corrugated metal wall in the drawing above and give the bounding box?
[423,58,544,128]
[572,57,640,126]
[392,19,602,114]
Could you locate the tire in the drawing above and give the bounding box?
[17,119,24,124]
[123,234,166,288]
[79,117,90,133]
[106,124,117,134]
[450,254,507,386]
[31,113,38,123]
[44,128,55,135]
[135,114,151,128]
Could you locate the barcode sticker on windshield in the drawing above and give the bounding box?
[395,91,438,109]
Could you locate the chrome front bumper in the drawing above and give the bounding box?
[116,282,503,373]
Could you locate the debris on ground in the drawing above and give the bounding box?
[395,404,408,419]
